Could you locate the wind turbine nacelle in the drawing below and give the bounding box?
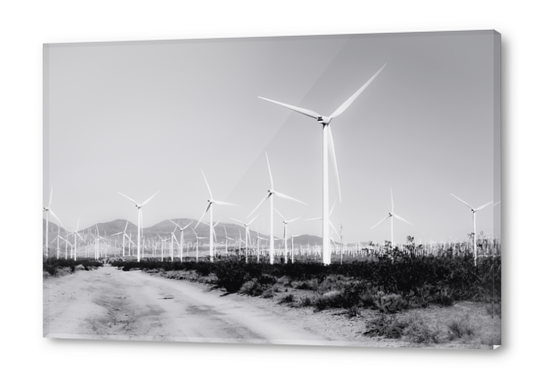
[317,116,331,125]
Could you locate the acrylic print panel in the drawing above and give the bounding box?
[43,30,501,349]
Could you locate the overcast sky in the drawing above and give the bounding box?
[44,30,500,244]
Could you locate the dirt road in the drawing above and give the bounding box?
[44,266,394,346]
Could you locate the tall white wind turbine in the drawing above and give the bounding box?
[258,64,386,264]
[43,186,64,257]
[195,171,239,262]
[118,191,159,262]
[450,193,493,265]
[247,153,306,264]
[371,188,413,247]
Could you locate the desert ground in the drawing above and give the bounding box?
[43,265,498,348]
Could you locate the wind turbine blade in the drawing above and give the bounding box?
[118,192,139,205]
[493,201,501,207]
[327,127,342,202]
[48,186,53,208]
[475,201,493,212]
[214,200,240,207]
[265,152,274,189]
[394,213,414,226]
[49,209,64,228]
[450,193,473,209]
[258,96,320,119]
[329,199,337,216]
[180,221,193,231]
[75,231,85,242]
[286,216,301,224]
[169,220,182,228]
[306,216,322,221]
[195,208,208,230]
[124,220,129,232]
[230,218,245,225]
[329,64,387,119]
[201,170,213,199]
[247,214,259,225]
[371,215,391,230]
[141,191,160,206]
[391,188,394,213]
[274,208,286,221]
[112,232,123,236]
[125,234,134,245]
[247,193,271,218]
[274,191,307,205]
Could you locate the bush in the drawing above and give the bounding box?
[364,314,408,339]
[239,279,265,297]
[401,314,440,344]
[447,314,476,340]
[374,293,408,314]
[364,313,439,344]
[278,294,295,304]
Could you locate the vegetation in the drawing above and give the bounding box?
[110,249,500,310]
[43,257,103,277]
[107,244,500,347]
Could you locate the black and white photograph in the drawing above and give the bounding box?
[42,30,501,349]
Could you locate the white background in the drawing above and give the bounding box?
[1,1,539,378]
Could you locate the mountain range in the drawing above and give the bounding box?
[43,218,327,247]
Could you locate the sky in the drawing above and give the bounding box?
[44,30,501,244]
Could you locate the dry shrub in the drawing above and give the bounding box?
[447,314,476,340]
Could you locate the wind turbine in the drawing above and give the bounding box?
[118,191,159,262]
[156,233,168,262]
[290,234,302,263]
[230,215,259,263]
[247,153,306,264]
[191,226,205,262]
[170,220,193,262]
[450,193,493,265]
[223,225,238,256]
[258,64,386,264]
[371,188,413,247]
[43,186,64,257]
[69,219,85,261]
[169,225,178,261]
[195,170,239,262]
[112,220,131,257]
[274,208,301,261]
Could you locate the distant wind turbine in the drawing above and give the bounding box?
[258,64,386,264]
[247,153,306,264]
[169,220,193,262]
[230,215,259,263]
[112,220,131,257]
[43,186,64,257]
[371,188,413,247]
[69,219,85,261]
[191,227,205,262]
[118,191,159,262]
[274,208,300,261]
[450,193,493,265]
[195,170,239,262]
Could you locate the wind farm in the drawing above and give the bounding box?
[43,31,501,348]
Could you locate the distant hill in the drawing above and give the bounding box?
[43,217,328,248]
[43,219,66,246]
